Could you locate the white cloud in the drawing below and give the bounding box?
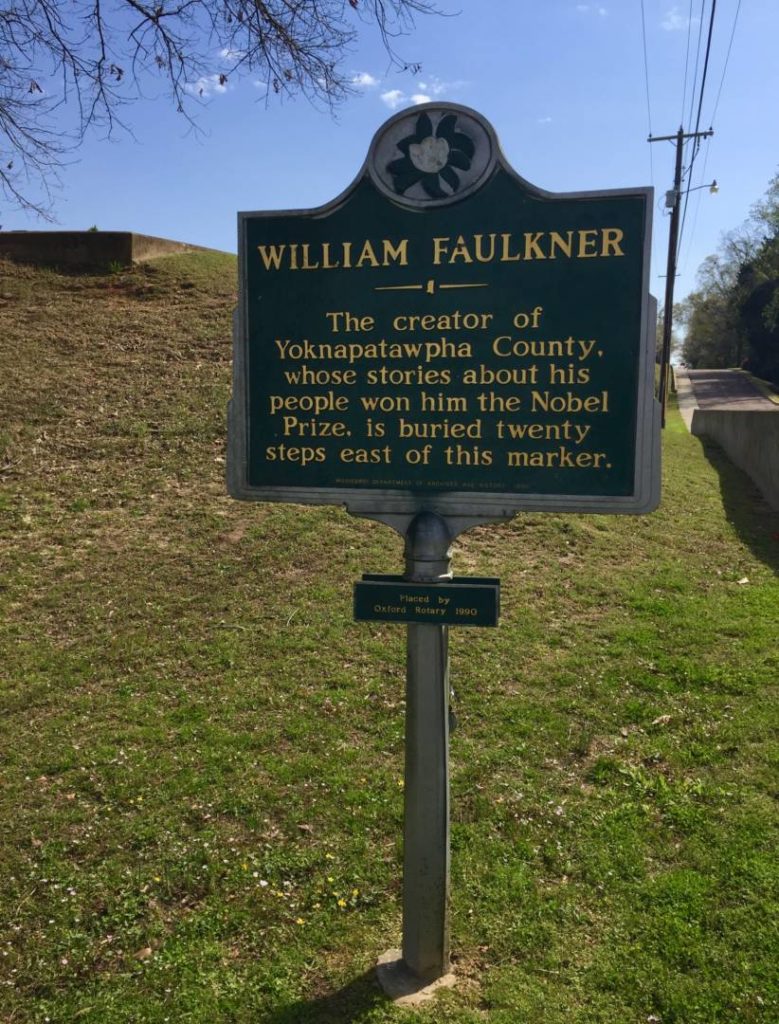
[380,89,405,110]
[662,5,698,30]
[184,74,228,98]
[416,76,450,96]
[352,71,379,88]
[379,76,464,111]
[576,4,607,14]
[537,116,553,124]
[219,47,245,63]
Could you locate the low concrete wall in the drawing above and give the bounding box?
[0,231,226,269]
[691,409,779,510]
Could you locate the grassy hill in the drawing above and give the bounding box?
[1,254,777,1023]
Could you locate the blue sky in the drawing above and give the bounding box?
[4,0,777,305]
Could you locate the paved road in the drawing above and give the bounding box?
[685,369,777,410]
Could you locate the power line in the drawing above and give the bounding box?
[692,0,717,140]
[679,142,712,275]
[680,0,695,125]
[678,0,717,259]
[709,0,742,124]
[678,0,740,276]
[683,0,711,176]
[686,0,707,131]
[639,0,655,184]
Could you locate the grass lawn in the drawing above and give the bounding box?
[1,254,777,1023]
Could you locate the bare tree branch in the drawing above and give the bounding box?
[0,0,439,217]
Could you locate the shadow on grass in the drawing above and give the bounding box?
[697,437,779,573]
[264,969,390,1024]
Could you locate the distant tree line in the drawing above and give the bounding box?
[678,172,779,385]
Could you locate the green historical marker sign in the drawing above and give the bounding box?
[354,575,500,627]
[227,104,659,993]
[228,103,659,518]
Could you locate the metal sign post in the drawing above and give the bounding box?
[402,512,453,981]
[227,102,660,998]
[358,512,501,996]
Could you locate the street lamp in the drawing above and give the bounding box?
[665,180,718,208]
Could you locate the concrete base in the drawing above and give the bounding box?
[376,949,456,1007]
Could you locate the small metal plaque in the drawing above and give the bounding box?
[354,575,500,627]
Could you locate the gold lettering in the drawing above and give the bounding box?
[383,238,409,266]
[577,230,599,258]
[301,244,319,270]
[450,234,473,263]
[356,240,380,268]
[257,244,285,270]
[260,227,626,270]
[321,242,340,269]
[474,233,497,262]
[500,233,521,262]
[601,228,625,256]
[524,232,547,260]
[549,231,573,259]
[507,449,608,469]
[432,237,450,264]
[492,335,512,357]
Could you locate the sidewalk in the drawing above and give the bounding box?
[674,366,698,431]
[674,367,778,431]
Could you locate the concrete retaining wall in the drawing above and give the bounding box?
[691,409,779,510]
[0,231,227,269]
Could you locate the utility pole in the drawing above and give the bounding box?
[650,126,713,426]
